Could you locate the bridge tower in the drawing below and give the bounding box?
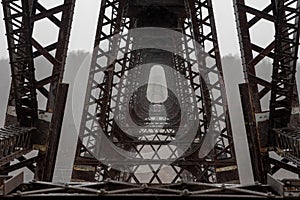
[234,0,300,183]
[1,0,75,181]
[71,0,239,184]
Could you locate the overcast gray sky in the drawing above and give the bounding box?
[0,1,278,58]
[0,0,299,184]
[0,0,245,58]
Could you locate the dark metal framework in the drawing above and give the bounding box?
[234,0,300,183]
[72,0,239,184]
[0,126,34,167]
[0,177,287,199]
[1,0,75,181]
[0,0,299,198]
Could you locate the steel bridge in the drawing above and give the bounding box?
[0,0,299,198]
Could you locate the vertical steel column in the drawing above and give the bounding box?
[72,0,128,181]
[2,0,76,181]
[234,0,300,183]
[72,0,239,184]
[32,0,76,182]
[2,0,38,127]
[269,0,300,175]
[184,0,239,183]
[233,0,272,183]
[269,0,300,131]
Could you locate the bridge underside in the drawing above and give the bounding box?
[72,0,239,184]
[1,174,299,199]
[0,0,300,199]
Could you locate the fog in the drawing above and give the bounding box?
[0,0,300,185]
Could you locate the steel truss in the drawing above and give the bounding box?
[1,0,75,181]
[0,176,288,199]
[72,0,239,184]
[0,126,34,168]
[234,0,300,183]
[0,0,299,199]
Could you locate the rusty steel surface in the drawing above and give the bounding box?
[234,0,300,183]
[0,0,300,198]
[2,0,38,127]
[1,0,75,181]
[37,83,69,182]
[0,174,299,198]
[0,126,35,166]
[274,128,300,166]
[270,0,300,131]
[0,179,283,199]
[72,0,239,184]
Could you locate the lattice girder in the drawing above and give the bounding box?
[234,0,300,183]
[72,0,239,184]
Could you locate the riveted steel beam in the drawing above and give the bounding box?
[72,0,238,184]
[234,0,300,183]
[1,0,76,181]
